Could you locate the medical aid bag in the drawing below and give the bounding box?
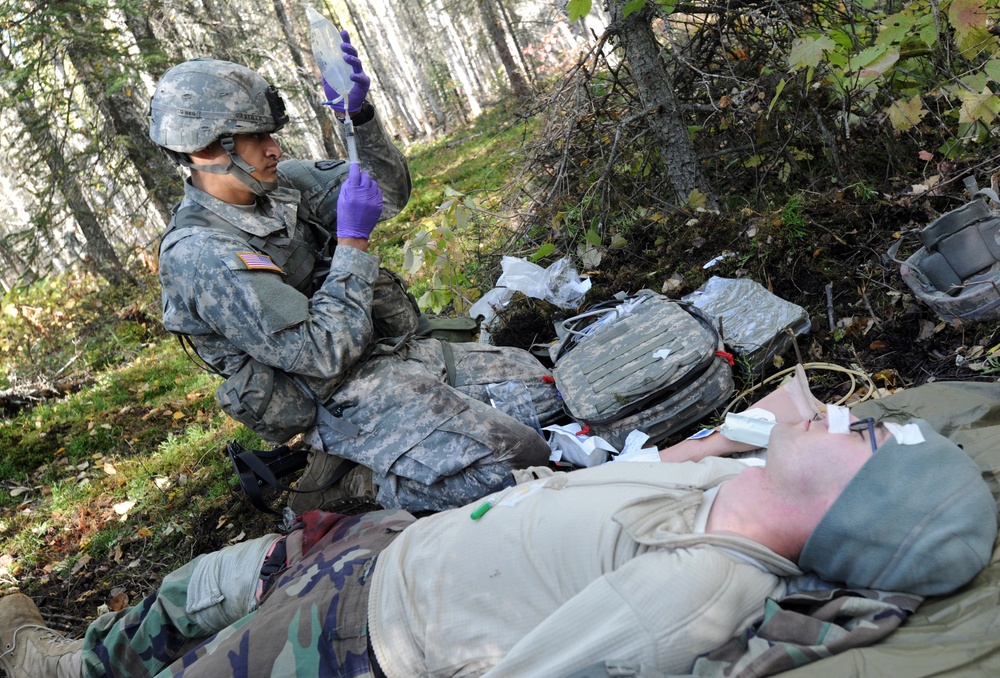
[551,290,734,450]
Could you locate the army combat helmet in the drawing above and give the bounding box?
[149,58,289,194]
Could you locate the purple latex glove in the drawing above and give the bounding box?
[322,30,370,114]
[336,163,383,240]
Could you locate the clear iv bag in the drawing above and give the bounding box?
[307,6,354,104]
[307,5,359,164]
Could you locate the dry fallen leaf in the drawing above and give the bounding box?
[916,319,935,341]
[113,500,136,516]
[108,592,130,612]
[71,554,92,575]
[103,461,117,475]
[873,369,899,387]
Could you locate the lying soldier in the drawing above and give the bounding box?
[1,406,994,677]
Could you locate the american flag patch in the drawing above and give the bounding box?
[237,252,282,273]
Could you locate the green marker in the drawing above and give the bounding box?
[470,497,497,520]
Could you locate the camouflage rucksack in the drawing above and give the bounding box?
[551,290,734,450]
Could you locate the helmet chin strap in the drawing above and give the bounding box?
[219,136,279,195]
[173,136,278,195]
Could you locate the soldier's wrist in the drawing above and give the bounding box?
[337,236,370,252]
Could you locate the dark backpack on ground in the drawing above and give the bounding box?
[551,290,734,450]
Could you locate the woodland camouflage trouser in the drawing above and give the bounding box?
[80,511,413,678]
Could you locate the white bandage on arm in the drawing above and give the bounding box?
[185,533,282,633]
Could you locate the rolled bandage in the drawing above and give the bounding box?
[720,408,776,448]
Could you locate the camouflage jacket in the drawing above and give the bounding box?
[159,107,411,391]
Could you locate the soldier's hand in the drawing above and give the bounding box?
[336,163,383,240]
[322,30,370,115]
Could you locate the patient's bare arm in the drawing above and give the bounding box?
[658,387,808,463]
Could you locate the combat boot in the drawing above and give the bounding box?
[288,450,377,514]
[0,594,83,678]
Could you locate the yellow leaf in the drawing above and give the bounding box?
[958,87,1000,125]
[950,0,987,37]
[172,411,185,420]
[886,95,927,132]
[137,527,153,538]
[108,592,130,611]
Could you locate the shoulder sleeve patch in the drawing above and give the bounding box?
[236,252,283,273]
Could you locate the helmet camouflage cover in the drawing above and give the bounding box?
[149,58,289,153]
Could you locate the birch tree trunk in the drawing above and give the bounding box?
[610,2,716,207]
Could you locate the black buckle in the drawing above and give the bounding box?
[226,440,360,515]
[227,440,309,514]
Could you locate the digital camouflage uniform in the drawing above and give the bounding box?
[80,510,413,678]
[158,109,561,513]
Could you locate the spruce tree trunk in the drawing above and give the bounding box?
[65,43,183,228]
[479,0,531,99]
[1,51,133,286]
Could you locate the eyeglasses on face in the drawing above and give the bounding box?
[848,418,879,454]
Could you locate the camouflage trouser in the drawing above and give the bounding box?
[80,511,413,678]
[306,337,564,513]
